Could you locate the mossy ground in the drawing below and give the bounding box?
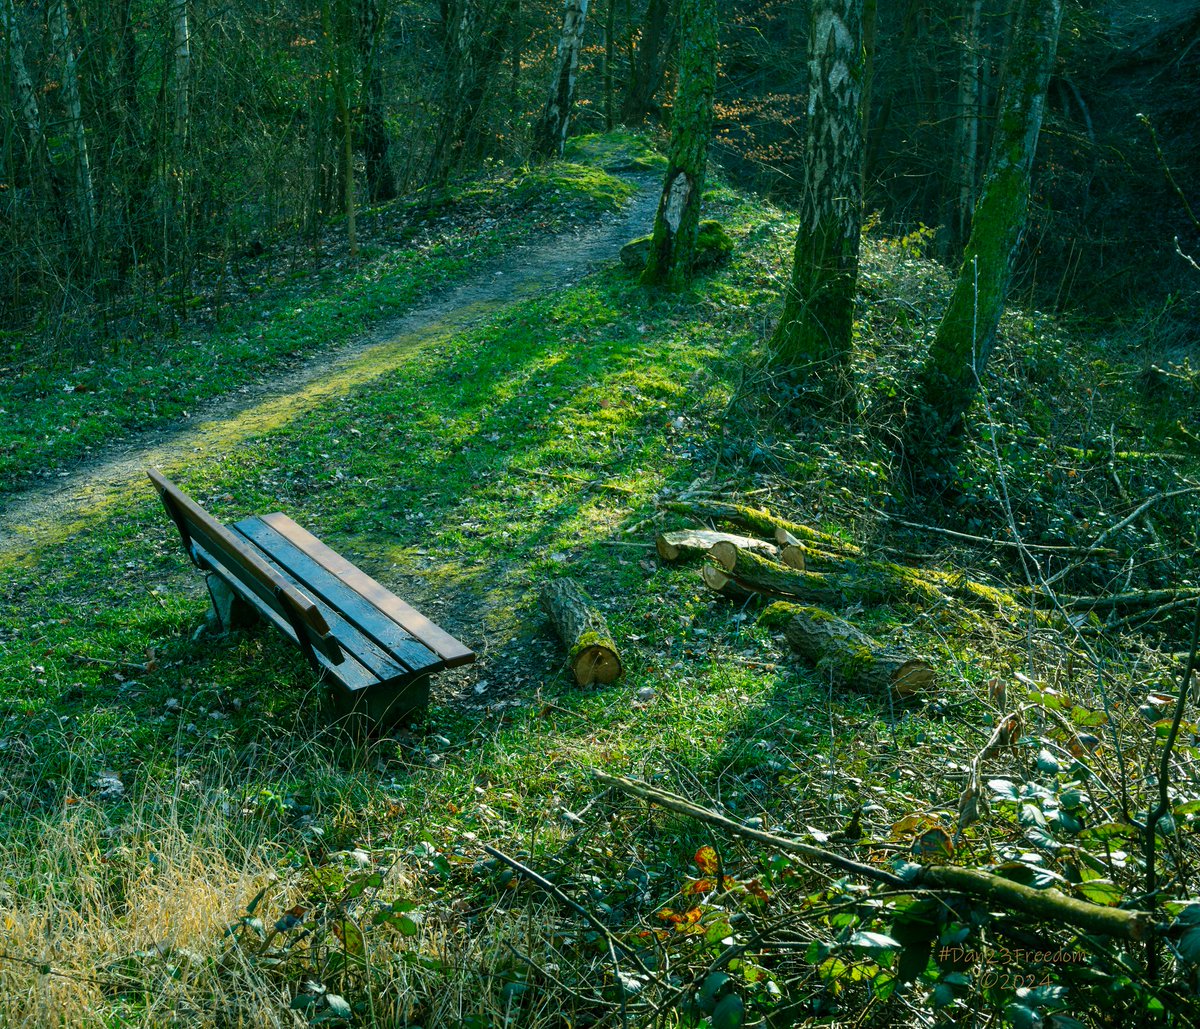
[0,136,1198,1026]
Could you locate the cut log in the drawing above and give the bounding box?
[779,544,808,571]
[656,529,779,564]
[540,578,624,686]
[762,601,934,697]
[663,499,862,557]
[701,563,761,602]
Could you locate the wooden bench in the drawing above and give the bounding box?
[148,469,474,727]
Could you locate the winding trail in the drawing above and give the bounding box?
[0,175,659,564]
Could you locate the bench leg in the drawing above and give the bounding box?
[206,574,261,631]
[329,674,431,734]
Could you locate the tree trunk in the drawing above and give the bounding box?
[640,0,717,289]
[357,0,397,202]
[52,0,97,260]
[661,499,862,557]
[943,0,984,257]
[656,529,782,563]
[172,0,191,157]
[769,0,865,413]
[540,578,624,685]
[1,0,47,166]
[762,601,934,696]
[621,0,676,125]
[603,0,616,129]
[325,0,358,255]
[902,0,1062,490]
[533,0,590,159]
[709,538,805,571]
[433,0,518,182]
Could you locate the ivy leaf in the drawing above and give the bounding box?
[1005,1002,1042,1029]
[848,931,902,952]
[711,993,744,1029]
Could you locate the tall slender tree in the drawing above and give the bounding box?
[902,0,1063,489]
[358,0,397,202]
[640,0,718,289]
[621,0,676,125]
[52,0,97,262]
[769,0,866,413]
[533,0,590,159]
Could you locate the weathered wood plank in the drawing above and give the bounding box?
[234,516,442,676]
[194,541,406,683]
[259,511,475,668]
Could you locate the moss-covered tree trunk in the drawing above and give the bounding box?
[769,0,865,413]
[902,0,1062,489]
[640,0,718,290]
[533,0,590,159]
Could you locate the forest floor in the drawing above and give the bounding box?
[1,132,1199,1028]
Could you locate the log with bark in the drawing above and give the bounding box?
[663,499,862,557]
[656,529,780,564]
[704,546,944,607]
[761,601,934,697]
[540,577,624,686]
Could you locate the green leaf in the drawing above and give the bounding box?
[1077,879,1123,905]
[1036,749,1061,774]
[988,779,1019,800]
[1005,1002,1040,1029]
[711,993,744,1029]
[848,931,901,952]
[1177,926,1200,964]
[700,971,731,1007]
[325,994,351,1018]
[1070,706,1107,727]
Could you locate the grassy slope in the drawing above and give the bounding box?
[1,137,1199,1026]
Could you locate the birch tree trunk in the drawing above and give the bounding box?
[533,0,590,159]
[902,0,1063,489]
[172,0,191,157]
[52,0,97,261]
[324,0,358,254]
[769,0,865,414]
[1,0,47,165]
[640,0,718,289]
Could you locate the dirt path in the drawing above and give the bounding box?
[0,175,660,564]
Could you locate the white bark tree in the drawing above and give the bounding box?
[51,0,96,256]
[533,0,590,159]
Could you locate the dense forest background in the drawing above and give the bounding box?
[2,0,1197,361]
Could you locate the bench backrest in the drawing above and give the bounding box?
[148,469,341,663]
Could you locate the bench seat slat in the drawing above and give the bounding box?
[192,540,412,684]
[233,516,443,677]
[185,524,344,665]
[259,512,476,669]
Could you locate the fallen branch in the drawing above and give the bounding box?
[593,771,1156,942]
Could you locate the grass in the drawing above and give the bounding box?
[2,135,1200,1026]
[0,157,635,497]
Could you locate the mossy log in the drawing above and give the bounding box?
[704,547,926,607]
[540,578,623,686]
[656,529,780,564]
[663,499,861,557]
[762,601,934,697]
[709,538,805,571]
